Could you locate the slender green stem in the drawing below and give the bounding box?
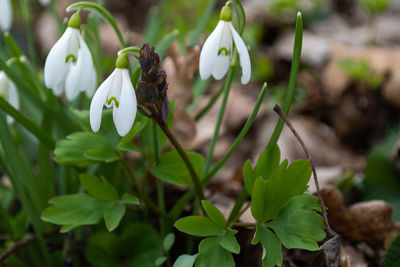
[203,64,238,174]
[227,190,249,225]
[266,12,303,149]
[0,97,55,150]
[122,159,171,220]
[153,121,166,234]
[169,83,267,219]
[20,0,38,67]
[228,201,250,226]
[159,124,205,200]
[194,84,224,121]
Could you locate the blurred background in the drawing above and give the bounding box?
[3,0,400,265]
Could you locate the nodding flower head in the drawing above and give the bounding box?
[136,43,169,126]
[44,11,97,100]
[0,0,12,31]
[199,3,251,84]
[0,71,19,124]
[90,53,137,137]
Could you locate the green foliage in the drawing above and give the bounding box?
[196,237,235,267]
[338,58,384,89]
[104,203,126,231]
[54,132,119,167]
[360,0,391,13]
[268,195,325,250]
[173,254,198,267]
[174,216,224,237]
[252,224,282,267]
[163,233,175,251]
[150,150,204,186]
[219,229,240,254]
[381,235,400,267]
[86,224,163,267]
[79,174,119,202]
[362,130,400,221]
[201,200,226,228]
[251,159,312,222]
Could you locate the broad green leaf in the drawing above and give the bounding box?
[104,203,126,232]
[60,224,80,233]
[251,160,312,222]
[268,195,325,251]
[381,235,400,267]
[243,144,281,194]
[252,224,282,267]
[155,257,167,265]
[219,231,240,254]
[41,194,110,227]
[84,149,120,163]
[201,200,226,228]
[117,142,143,153]
[79,174,119,202]
[163,233,175,251]
[86,223,163,267]
[54,132,118,167]
[196,237,235,267]
[174,216,224,237]
[120,193,140,205]
[150,150,204,186]
[173,254,198,267]
[120,118,148,143]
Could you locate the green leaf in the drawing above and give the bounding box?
[156,29,179,59]
[251,224,282,267]
[201,201,226,228]
[268,195,325,251]
[120,193,140,205]
[243,144,281,194]
[104,203,126,232]
[67,1,126,47]
[151,150,204,186]
[120,119,148,143]
[41,194,110,227]
[196,237,235,267]
[84,149,120,163]
[381,235,400,267]
[155,257,167,265]
[79,174,119,202]
[174,216,224,237]
[219,231,240,254]
[163,233,175,251]
[54,132,119,167]
[232,0,246,34]
[251,160,312,222]
[173,254,198,267]
[117,142,143,153]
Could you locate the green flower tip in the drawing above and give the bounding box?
[220,5,232,21]
[68,11,82,29]
[116,53,129,69]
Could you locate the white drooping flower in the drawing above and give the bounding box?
[0,0,12,31]
[38,0,50,6]
[199,4,251,84]
[0,71,19,124]
[44,12,97,100]
[90,53,137,136]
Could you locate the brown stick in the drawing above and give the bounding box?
[0,229,59,263]
[273,104,336,237]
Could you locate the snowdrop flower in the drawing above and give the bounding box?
[199,3,251,84]
[0,0,12,31]
[90,53,137,136]
[38,0,50,6]
[44,11,97,100]
[0,71,19,124]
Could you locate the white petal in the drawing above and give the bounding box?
[38,0,50,6]
[212,56,230,80]
[65,35,96,100]
[229,23,251,84]
[6,81,18,124]
[44,28,76,92]
[106,69,123,108]
[89,69,117,132]
[199,20,225,80]
[84,65,97,98]
[113,69,137,136]
[0,0,12,31]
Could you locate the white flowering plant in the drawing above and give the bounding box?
[0,1,329,266]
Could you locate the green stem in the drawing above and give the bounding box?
[169,83,267,219]
[20,0,38,67]
[194,84,224,121]
[122,159,171,220]
[0,97,55,150]
[153,121,166,235]
[159,124,205,200]
[231,222,256,228]
[203,64,238,174]
[266,12,303,149]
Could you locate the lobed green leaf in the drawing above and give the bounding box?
[174,216,224,237]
